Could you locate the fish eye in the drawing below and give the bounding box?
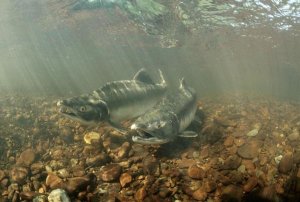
[79,106,87,112]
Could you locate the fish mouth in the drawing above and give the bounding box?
[57,101,78,117]
[131,129,169,144]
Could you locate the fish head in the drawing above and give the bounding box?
[130,112,175,144]
[57,95,109,125]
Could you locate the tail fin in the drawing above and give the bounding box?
[158,69,167,87]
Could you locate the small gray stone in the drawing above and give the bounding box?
[48,189,70,202]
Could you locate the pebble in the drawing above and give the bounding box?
[86,153,109,167]
[287,129,299,141]
[45,174,64,189]
[30,162,44,175]
[112,142,131,161]
[20,191,37,200]
[10,166,28,184]
[243,177,258,192]
[274,155,283,164]
[33,195,48,202]
[188,164,205,179]
[237,165,246,173]
[142,155,159,175]
[221,155,241,170]
[99,164,122,182]
[57,168,70,178]
[246,128,259,137]
[84,132,101,144]
[224,136,234,147]
[48,189,70,202]
[237,140,263,159]
[135,186,147,201]
[16,149,36,166]
[0,169,5,181]
[278,153,293,174]
[221,185,243,202]
[234,138,245,147]
[192,187,207,201]
[119,173,132,187]
[64,175,95,194]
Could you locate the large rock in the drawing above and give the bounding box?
[237,140,263,159]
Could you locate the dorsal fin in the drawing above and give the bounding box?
[133,68,155,84]
[179,77,187,90]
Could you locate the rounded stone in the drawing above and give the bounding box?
[99,164,122,182]
[135,186,147,201]
[243,177,258,192]
[188,164,204,179]
[237,140,263,159]
[119,173,132,187]
[221,185,243,202]
[278,153,293,174]
[10,167,28,184]
[48,189,70,202]
[221,155,242,170]
[224,136,234,147]
[192,187,207,201]
[16,149,36,166]
[45,174,64,189]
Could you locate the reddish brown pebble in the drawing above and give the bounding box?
[135,186,147,201]
[119,173,132,187]
[99,164,121,182]
[243,177,258,192]
[45,174,64,189]
[192,187,207,201]
[188,164,204,179]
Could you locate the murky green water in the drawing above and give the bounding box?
[0,0,299,100]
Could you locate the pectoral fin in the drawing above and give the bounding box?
[179,131,198,138]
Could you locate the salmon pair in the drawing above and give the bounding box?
[57,69,198,144]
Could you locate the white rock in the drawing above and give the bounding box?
[48,189,70,202]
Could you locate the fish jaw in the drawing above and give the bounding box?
[132,133,170,144]
[130,124,170,144]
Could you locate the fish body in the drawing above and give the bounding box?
[57,69,167,128]
[131,78,198,144]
